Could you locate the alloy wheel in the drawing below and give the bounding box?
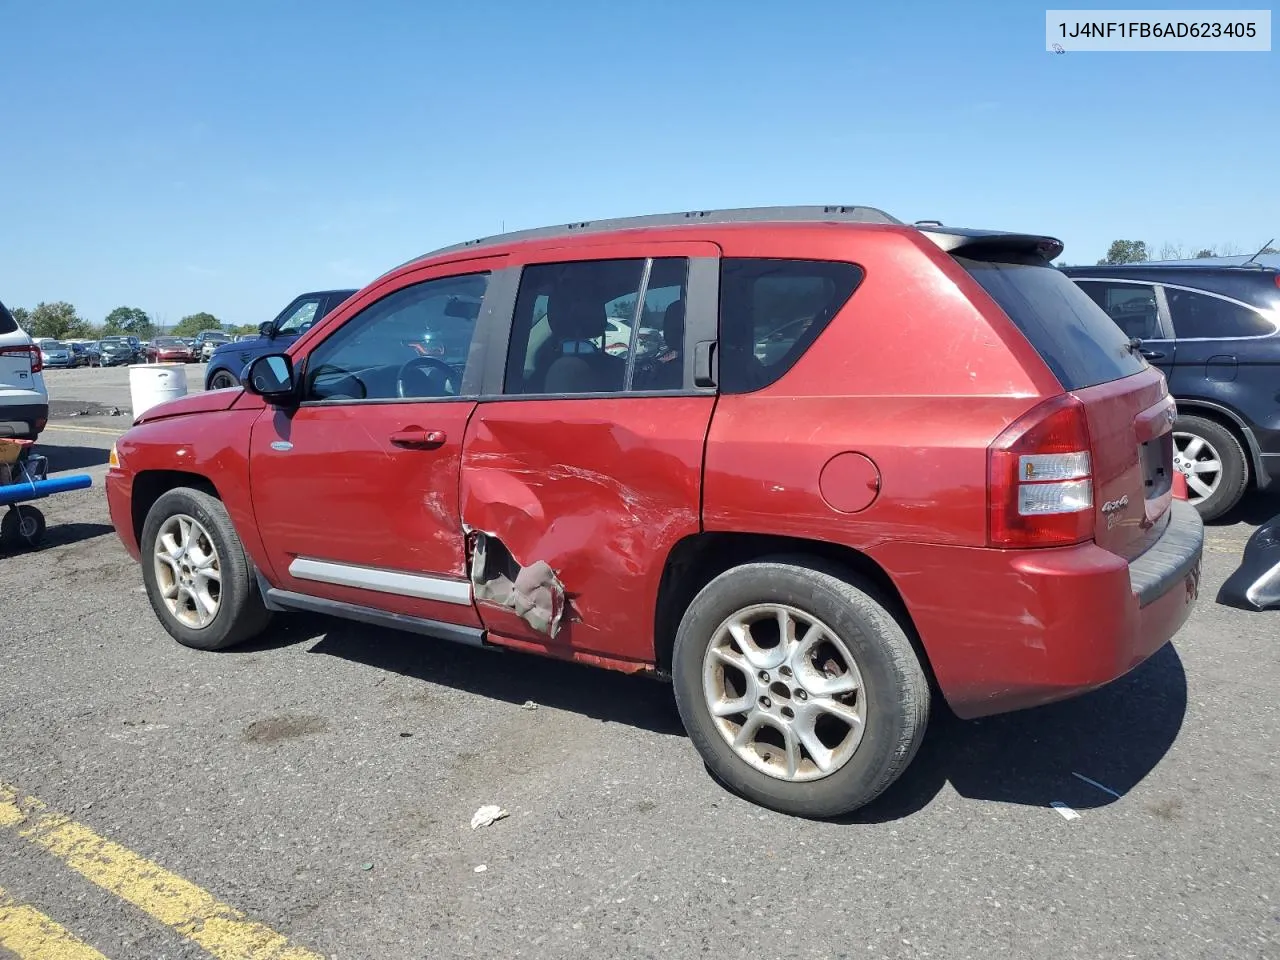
[1173,431,1223,505]
[153,513,222,629]
[701,603,867,782]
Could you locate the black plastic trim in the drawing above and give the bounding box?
[684,256,720,393]
[923,227,1064,262]
[265,588,489,647]
[1128,499,1204,608]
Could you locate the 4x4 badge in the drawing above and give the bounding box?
[1101,495,1130,529]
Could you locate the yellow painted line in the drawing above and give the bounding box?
[0,783,321,960]
[0,886,111,960]
[41,424,125,437]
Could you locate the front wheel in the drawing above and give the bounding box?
[140,487,272,650]
[207,370,238,390]
[672,559,930,818]
[1173,415,1248,522]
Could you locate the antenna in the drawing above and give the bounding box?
[1240,238,1275,268]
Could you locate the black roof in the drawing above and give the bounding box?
[1061,262,1280,308]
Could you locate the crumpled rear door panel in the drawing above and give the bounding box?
[460,397,714,663]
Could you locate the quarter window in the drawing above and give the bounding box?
[1163,287,1275,339]
[718,258,864,394]
[1075,281,1164,340]
[505,258,689,395]
[303,273,487,403]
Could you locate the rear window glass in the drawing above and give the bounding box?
[0,301,16,335]
[957,258,1147,390]
[719,258,864,394]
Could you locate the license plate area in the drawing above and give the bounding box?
[1140,431,1173,503]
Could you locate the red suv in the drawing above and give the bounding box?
[106,206,1204,817]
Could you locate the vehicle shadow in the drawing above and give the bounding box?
[34,444,112,472]
[1211,489,1280,527]
[245,613,1188,816]
[300,619,686,736]
[848,642,1188,823]
[0,521,116,555]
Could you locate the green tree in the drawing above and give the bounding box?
[1262,246,1279,255]
[1097,240,1149,265]
[1194,248,1216,259]
[103,306,155,338]
[10,306,30,330]
[172,312,222,337]
[27,301,93,339]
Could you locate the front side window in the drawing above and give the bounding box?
[276,298,323,336]
[505,258,688,395]
[303,273,487,403]
[1075,281,1164,340]
[1163,287,1276,339]
[718,258,863,394]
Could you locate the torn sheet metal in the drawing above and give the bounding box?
[467,528,566,638]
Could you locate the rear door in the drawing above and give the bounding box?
[0,302,39,398]
[959,258,1175,560]
[458,241,720,663]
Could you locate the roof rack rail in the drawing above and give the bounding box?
[398,205,902,268]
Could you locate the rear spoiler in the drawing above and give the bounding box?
[919,226,1064,263]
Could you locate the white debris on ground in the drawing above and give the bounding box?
[470,805,510,830]
[521,700,538,711]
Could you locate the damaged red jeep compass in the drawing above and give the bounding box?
[106,206,1203,817]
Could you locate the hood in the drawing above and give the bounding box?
[210,339,246,355]
[134,387,242,425]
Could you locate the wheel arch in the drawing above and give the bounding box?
[652,531,937,690]
[130,470,221,548]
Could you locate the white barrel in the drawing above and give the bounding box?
[129,363,189,418]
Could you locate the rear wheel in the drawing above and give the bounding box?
[672,559,929,818]
[141,487,272,650]
[208,370,238,390]
[1173,414,1248,521]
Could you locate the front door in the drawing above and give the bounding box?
[250,263,499,626]
[459,242,721,663]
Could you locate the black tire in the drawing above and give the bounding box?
[208,370,238,390]
[1174,414,1248,522]
[2,506,46,549]
[671,558,930,819]
[140,486,272,650]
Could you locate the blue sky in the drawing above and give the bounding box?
[1,0,1276,328]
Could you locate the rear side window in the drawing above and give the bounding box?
[957,258,1146,391]
[719,259,863,394]
[0,301,17,335]
[1164,287,1276,339]
[1074,280,1164,340]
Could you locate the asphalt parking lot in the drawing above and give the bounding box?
[2,363,1278,960]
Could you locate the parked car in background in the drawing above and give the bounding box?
[192,329,230,362]
[67,341,93,367]
[146,337,196,364]
[1062,261,1280,520]
[35,339,74,369]
[110,205,1203,819]
[204,288,357,389]
[0,298,48,441]
[81,341,102,366]
[97,337,137,367]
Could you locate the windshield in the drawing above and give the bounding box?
[155,338,184,347]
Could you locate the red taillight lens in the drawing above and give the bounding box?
[0,344,42,373]
[988,394,1094,548]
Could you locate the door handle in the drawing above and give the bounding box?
[389,428,447,450]
[1139,349,1166,360]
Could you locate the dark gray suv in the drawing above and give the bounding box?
[1062,261,1280,520]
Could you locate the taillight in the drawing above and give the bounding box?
[988,394,1094,548]
[0,344,42,373]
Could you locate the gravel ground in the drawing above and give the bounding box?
[1,365,1277,959]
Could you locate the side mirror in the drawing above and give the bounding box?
[243,354,298,404]
[258,321,276,339]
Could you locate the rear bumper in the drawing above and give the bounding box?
[873,499,1204,719]
[0,401,49,440]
